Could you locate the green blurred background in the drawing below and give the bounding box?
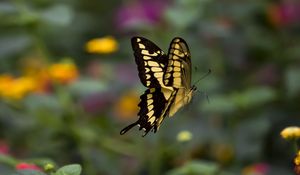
[1,0,300,174]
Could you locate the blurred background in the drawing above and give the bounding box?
[1,0,300,174]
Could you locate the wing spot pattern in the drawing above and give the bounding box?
[145,68,150,73]
[147,94,152,99]
[146,81,151,86]
[146,74,151,79]
[174,61,181,67]
[151,67,162,72]
[165,73,171,78]
[173,72,181,77]
[174,67,181,71]
[141,50,159,56]
[174,78,181,86]
[148,104,154,111]
[154,72,163,78]
[139,43,146,49]
[174,50,184,57]
[167,67,173,72]
[147,110,154,117]
[172,55,179,60]
[147,61,159,67]
[143,56,151,60]
[148,99,153,104]
[148,117,155,124]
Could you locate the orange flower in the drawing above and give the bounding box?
[266,4,282,28]
[0,75,37,100]
[48,60,78,84]
[212,143,234,165]
[0,74,14,96]
[115,91,139,120]
[85,36,118,54]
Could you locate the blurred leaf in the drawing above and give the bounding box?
[0,34,31,57]
[55,164,81,175]
[41,4,73,26]
[232,87,276,109]
[0,154,18,166]
[68,79,108,97]
[234,116,270,161]
[24,94,62,113]
[166,160,219,175]
[165,7,199,29]
[285,67,300,98]
[201,95,237,113]
[0,2,16,14]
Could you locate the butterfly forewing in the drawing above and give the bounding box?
[131,37,168,88]
[164,37,192,89]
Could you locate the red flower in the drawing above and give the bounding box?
[16,162,42,171]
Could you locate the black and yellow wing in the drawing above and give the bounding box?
[120,88,177,136]
[164,37,192,89]
[131,37,168,88]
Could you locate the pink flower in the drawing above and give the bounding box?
[115,0,169,30]
[242,163,269,175]
[16,162,42,171]
[267,1,300,27]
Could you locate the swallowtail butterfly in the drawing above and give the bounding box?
[120,37,197,136]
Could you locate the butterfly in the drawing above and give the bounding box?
[120,37,197,136]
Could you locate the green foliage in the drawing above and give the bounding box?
[166,161,220,175]
[55,164,82,175]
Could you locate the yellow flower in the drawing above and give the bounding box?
[0,76,37,100]
[114,91,139,120]
[44,163,55,171]
[48,60,78,84]
[294,150,300,165]
[177,130,193,142]
[295,151,300,175]
[85,36,118,54]
[280,126,300,140]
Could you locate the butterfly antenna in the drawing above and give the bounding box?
[193,69,211,86]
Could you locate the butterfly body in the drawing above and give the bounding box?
[120,37,195,136]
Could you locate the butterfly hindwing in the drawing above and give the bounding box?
[131,37,168,88]
[164,37,192,89]
[120,88,169,136]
